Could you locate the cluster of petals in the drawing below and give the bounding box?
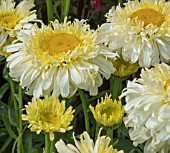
[89,93,124,128]
[22,95,75,141]
[6,18,117,98]
[97,0,170,67]
[55,128,124,153]
[120,63,170,153]
[0,0,38,55]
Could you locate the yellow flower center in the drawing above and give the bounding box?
[100,106,113,118]
[129,8,165,26]
[41,33,80,55]
[0,11,19,29]
[40,112,59,125]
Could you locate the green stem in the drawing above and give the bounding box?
[18,87,24,153]
[8,79,21,153]
[45,134,51,153]
[95,124,100,141]
[107,129,113,145]
[8,78,18,126]
[64,0,70,18]
[46,0,53,22]
[78,89,90,134]
[110,77,122,100]
[9,79,24,153]
[50,140,56,153]
[61,0,70,22]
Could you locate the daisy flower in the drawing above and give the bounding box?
[6,18,116,98]
[120,63,170,153]
[0,0,38,55]
[22,95,75,141]
[89,93,124,128]
[55,128,124,153]
[97,0,170,67]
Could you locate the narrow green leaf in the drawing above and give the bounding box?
[0,127,8,137]
[0,83,9,99]
[24,133,33,153]
[54,1,62,20]
[3,64,10,81]
[8,107,17,127]
[115,137,135,153]
[0,101,8,119]
[0,136,13,153]
[0,101,17,126]
[31,149,39,153]
[12,136,19,153]
[2,116,17,139]
[74,103,82,116]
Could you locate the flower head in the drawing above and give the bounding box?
[55,128,124,153]
[89,93,124,128]
[97,0,170,67]
[120,63,170,153]
[0,0,37,54]
[6,18,116,98]
[111,56,139,77]
[22,96,75,140]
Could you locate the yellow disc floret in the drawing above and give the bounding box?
[27,20,97,66]
[0,11,19,29]
[129,8,165,26]
[41,33,80,55]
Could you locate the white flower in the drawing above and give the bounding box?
[120,63,170,153]
[55,128,124,153]
[6,18,116,98]
[97,0,170,67]
[0,0,37,52]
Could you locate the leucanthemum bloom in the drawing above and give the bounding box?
[22,96,75,141]
[0,0,38,55]
[97,0,170,67]
[6,18,116,98]
[120,63,170,153]
[55,128,124,153]
[89,93,124,128]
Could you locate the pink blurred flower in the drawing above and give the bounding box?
[91,0,101,11]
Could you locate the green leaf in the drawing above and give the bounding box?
[115,137,135,153]
[2,116,17,139]
[3,64,10,81]
[0,101,9,119]
[0,136,13,153]
[12,136,19,153]
[8,106,17,127]
[0,83,9,99]
[0,101,17,126]
[24,133,33,153]
[119,123,130,137]
[31,149,39,153]
[74,103,82,116]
